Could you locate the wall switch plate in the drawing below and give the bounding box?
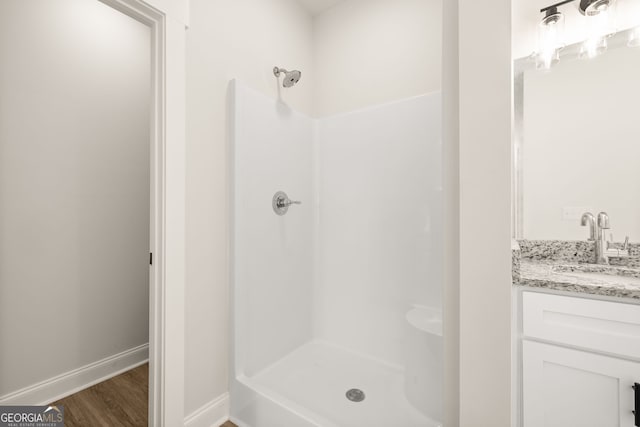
[562,206,593,221]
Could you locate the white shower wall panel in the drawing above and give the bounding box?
[231,81,315,376]
[315,93,442,366]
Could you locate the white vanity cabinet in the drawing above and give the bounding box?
[520,292,640,427]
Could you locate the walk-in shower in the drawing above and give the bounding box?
[230,3,442,424]
[229,80,443,426]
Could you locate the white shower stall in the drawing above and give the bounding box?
[229,80,443,427]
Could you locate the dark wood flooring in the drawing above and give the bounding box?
[51,364,148,427]
[51,364,237,427]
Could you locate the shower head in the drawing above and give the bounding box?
[273,66,301,88]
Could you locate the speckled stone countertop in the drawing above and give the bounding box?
[513,240,640,300]
[516,260,640,299]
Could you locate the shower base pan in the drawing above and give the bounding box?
[230,340,441,427]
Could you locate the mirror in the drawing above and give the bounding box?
[513,27,640,242]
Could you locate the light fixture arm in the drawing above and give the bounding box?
[541,0,614,16]
[540,0,576,14]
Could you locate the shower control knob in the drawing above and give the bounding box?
[272,191,301,216]
[281,199,302,207]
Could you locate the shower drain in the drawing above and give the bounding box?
[345,388,365,402]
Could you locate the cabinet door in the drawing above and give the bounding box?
[523,340,640,427]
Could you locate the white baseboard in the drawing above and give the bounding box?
[184,393,230,427]
[0,343,149,406]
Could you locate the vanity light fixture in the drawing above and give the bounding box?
[536,0,626,67]
[537,5,565,69]
[579,0,615,58]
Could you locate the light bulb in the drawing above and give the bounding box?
[580,36,608,58]
[537,48,560,70]
[537,9,564,69]
[580,4,613,59]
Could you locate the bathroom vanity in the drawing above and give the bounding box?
[512,241,640,427]
[511,22,640,427]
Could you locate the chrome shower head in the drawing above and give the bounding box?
[273,66,301,88]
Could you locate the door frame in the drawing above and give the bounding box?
[97,1,187,426]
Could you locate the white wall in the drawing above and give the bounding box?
[316,94,442,366]
[0,0,150,397]
[313,0,442,117]
[458,0,512,427]
[231,81,315,377]
[458,0,513,425]
[185,0,314,416]
[522,47,640,241]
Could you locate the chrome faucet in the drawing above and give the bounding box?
[580,212,596,241]
[581,211,630,264]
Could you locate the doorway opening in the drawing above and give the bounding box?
[0,0,171,424]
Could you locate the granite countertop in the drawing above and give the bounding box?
[515,260,640,300]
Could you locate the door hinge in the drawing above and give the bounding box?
[634,383,639,426]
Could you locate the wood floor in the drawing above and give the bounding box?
[52,364,237,427]
[51,364,148,427]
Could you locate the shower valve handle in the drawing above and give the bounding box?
[279,198,301,208]
[272,191,301,215]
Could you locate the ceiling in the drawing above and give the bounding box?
[294,0,345,16]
